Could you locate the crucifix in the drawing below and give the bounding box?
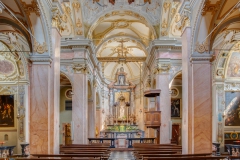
[117,39,128,57]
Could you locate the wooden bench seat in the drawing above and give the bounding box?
[142,156,228,160]
[30,153,109,160]
[15,158,101,160]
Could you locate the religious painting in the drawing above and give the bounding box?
[226,52,240,77]
[171,99,181,118]
[118,75,125,85]
[224,92,240,126]
[114,91,130,103]
[0,95,14,127]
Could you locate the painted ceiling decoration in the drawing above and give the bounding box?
[81,0,162,26]
[93,0,151,6]
[67,0,181,83]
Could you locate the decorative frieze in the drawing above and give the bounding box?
[224,83,240,91]
[73,63,87,74]
[154,63,171,74]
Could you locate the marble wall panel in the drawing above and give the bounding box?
[30,65,50,153]
[193,63,212,153]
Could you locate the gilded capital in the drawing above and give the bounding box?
[51,8,66,32]
[73,64,87,74]
[176,6,191,32]
[154,63,171,74]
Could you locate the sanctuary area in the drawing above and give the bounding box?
[0,0,240,159]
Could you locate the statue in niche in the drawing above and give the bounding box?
[109,115,114,125]
[119,105,125,119]
[118,76,125,85]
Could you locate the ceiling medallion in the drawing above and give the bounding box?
[114,21,129,28]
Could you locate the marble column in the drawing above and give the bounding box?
[155,59,171,144]
[72,64,88,144]
[50,28,60,153]
[109,89,113,115]
[130,90,135,115]
[29,28,60,154]
[88,82,96,138]
[96,108,101,136]
[182,27,192,154]
[88,99,94,138]
[182,27,212,153]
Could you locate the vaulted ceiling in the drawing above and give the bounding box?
[75,0,182,83]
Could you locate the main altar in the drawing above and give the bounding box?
[100,67,143,148]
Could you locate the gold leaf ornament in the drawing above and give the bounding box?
[33,41,48,54]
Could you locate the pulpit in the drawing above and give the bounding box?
[144,89,161,143]
[145,111,161,128]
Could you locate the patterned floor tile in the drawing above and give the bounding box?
[108,151,135,160]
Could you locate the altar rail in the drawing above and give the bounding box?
[88,138,115,148]
[127,138,155,148]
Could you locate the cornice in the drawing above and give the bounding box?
[61,39,95,54]
[97,57,146,62]
[148,39,182,53]
[190,54,214,63]
[30,57,52,64]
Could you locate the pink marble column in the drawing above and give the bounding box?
[182,27,192,154]
[155,61,171,144]
[72,65,88,144]
[29,28,60,154]
[50,28,60,153]
[182,27,212,153]
[88,94,96,138]
[30,64,51,154]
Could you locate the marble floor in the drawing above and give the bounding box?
[108,151,135,160]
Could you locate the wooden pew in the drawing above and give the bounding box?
[31,153,109,160]
[141,156,228,160]
[15,158,101,160]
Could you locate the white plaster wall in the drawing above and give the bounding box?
[0,131,17,153]
[59,86,72,144]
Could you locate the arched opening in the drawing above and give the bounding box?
[59,73,73,144]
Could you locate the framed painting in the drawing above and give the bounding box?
[0,95,14,127]
[225,92,240,126]
[171,98,181,118]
